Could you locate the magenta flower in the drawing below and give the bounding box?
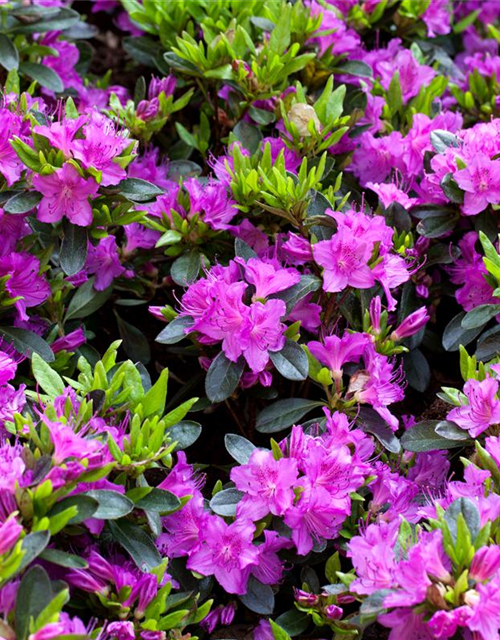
[236,257,300,299]
[184,179,238,230]
[241,299,287,373]
[378,49,436,103]
[428,608,471,639]
[470,546,500,582]
[186,517,259,594]
[33,163,98,226]
[51,327,86,353]
[85,236,128,291]
[308,333,370,380]
[158,495,210,558]
[0,110,24,186]
[0,384,26,433]
[467,576,500,640]
[251,531,292,585]
[390,306,430,340]
[0,252,51,321]
[313,229,375,293]
[231,449,298,520]
[34,116,87,157]
[0,349,18,386]
[0,516,22,555]
[454,154,500,215]
[447,377,500,437]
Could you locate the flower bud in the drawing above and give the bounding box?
[287,103,321,137]
[390,306,429,341]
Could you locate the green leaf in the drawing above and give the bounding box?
[19,62,63,92]
[32,352,65,397]
[0,33,19,71]
[49,495,98,524]
[453,9,480,34]
[5,68,20,94]
[12,7,80,34]
[403,348,430,392]
[356,407,401,454]
[108,519,162,572]
[3,191,42,214]
[40,549,88,569]
[15,566,52,640]
[240,576,275,614]
[401,420,470,452]
[430,130,459,154]
[233,120,263,154]
[416,210,459,238]
[60,219,88,277]
[134,488,181,513]
[117,178,164,203]
[85,490,134,519]
[440,173,464,204]
[205,352,245,403]
[269,4,291,53]
[462,304,500,330]
[444,498,480,542]
[65,277,112,321]
[156,316,194,344]
[270,621,293,640]
[209,488,244,516]
[224,433,256,464]
[170,420,202,451]
[274,610,309,637]
[0,35,19,71]
[443,312,483,351]
[435,420,470,441]
[170,251,201,286]
[142,367,169,417]
[256,398,324,433]
[333,60,373,78]
[270,339,308,381]
[17,531,50,573]
[0,327,54,362]
[163,397,198,428]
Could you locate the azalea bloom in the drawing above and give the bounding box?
[0,253,51,321]
[308,333,370,379]
[33,163,98,226]
[447,377,500,437]
[454,153,500,216]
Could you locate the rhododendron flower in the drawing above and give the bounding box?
[186,517,259,594]
[378,49,436,103]
[447,377,500,437]
[231,449,298,520]
[0,110,24,186]
[0,516,22,555]
[0,253,51,321]
[236,257,300,299]
[308,333,370,380]
[33,163,98,226]
[184,178,238,230]
[86,236,129,291]
[313,229,375,293]
[51,327,86,353]
[366,182,418,210]
[251,530,292,585]
[454,153,500,215]
[391,306,429,340]
[34,116,87,157]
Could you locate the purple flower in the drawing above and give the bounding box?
[148,75,176,99]
[184,178,238,230]
[0,384,26,433]
[0,516,22,555]
[313,229,375,293]
[0,252,51,321]
[33,163,98,226]
[186,517,259,594]
[34,116,87,157]
[0,110,24,186]
[447,377,500,437]
[378,49,436,103]
[106,621,135,640]
[242,299,287,373]
[467,576,500,640]
[308,333,370,380]
[236,257,300,299]
[51,327,86,353]
[85,236,128,291]
[454,153,500,215]
[470,545,500,581]
[428,608,471,639]
[231,449,298,520]
[390,306,430,340]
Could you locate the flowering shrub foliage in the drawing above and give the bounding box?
[5,1,500,639]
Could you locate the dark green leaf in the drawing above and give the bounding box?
[3,191,42,214]
[333,60,373,78]
[430,130,459,153]
[275,610,309,637]
[60,219,88,276]
[19,62,64,92]
[12,7,80,33]
[256,398,324,433]
[40,549,88,569]
[440,173,464,204]
[416,210,459,238]
[475,326,500,360]
[134,488,181,513]
[462,304,500,330]
[209,488,244,516]
[167,160,202,180]
[170,420,202,451]
[65,277,112,321]
[117,178,164,203]
[435,420,470,441]
[0,327,54,362]
[225,433,256,464]
[401,420,470,452]
[270,339,308,381]
[0,34,19,71]
[85,490,134,520]
[18,531,50,573]
[205,352,245,403]
[444,498,480,542]
[123,36,161,67]
[240,576,275,614]
[235,237,257,260]
[170,251,201,286]
[156,316,193,344]
[49,495,98,524]
[248,105,276,125]
[108,519,162,572]
[403,349,430,392]
[15,566,52,640]
[443,312,483,351]
[356,407,401,454]
[233,120,262,154]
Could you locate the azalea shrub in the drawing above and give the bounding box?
[5,1,500,639]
